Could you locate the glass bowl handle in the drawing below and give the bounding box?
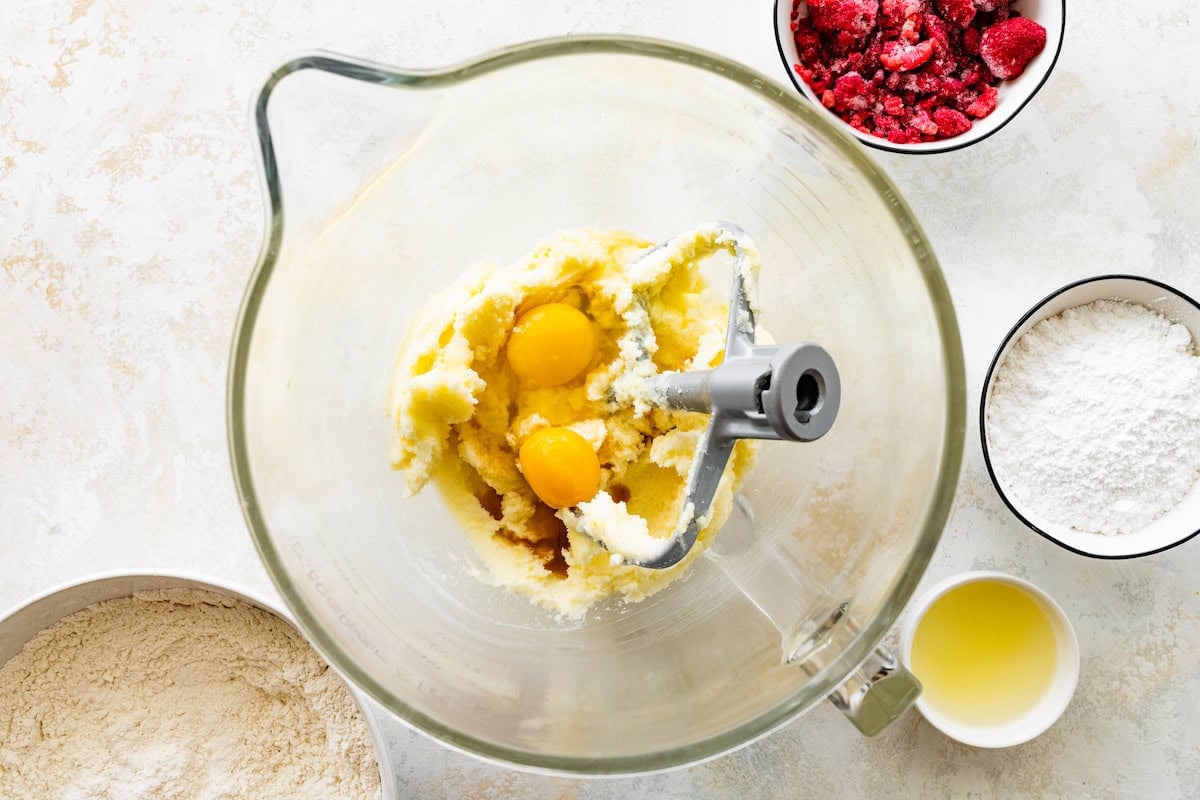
[824,646,921,736]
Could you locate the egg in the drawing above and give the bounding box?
[518,427,601,509]
[505,303,596,387]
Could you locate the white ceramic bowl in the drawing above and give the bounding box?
[900,571,1079,748]
[773,0,1066,154]
[981,275,1200,558]
[0,571,396,800]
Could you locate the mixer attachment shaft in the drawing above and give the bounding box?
[635,227,840,569]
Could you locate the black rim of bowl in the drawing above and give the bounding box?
[771,0,1068,155]
[979,273,1200,559]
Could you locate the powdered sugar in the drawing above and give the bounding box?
[986,299,1200,535]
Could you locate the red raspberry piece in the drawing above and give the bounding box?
[980,17,1046,79]
[910,109,938,136]
[822,89,836,108]
[899,72,940,94]
[880,39,935,71]
[862,31,886,69]
[873,113,900,133]
[924,13,951,52]
[886,129,910,144]
[925,53,958,76]
[793,23,824,61]
[829,56,855,74]
[937,77,965,100]
[932,107,972,136]
[808,0,880,40]
[962,26,981,55]
[964,85,998,117]
[958,62,986,87]
[833,72,871,109]
[883,93,905,115]
[880,0,926,29]
[935,0,975,28]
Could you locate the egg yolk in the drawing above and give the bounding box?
[506,303,596,387]
[518,427,601,509]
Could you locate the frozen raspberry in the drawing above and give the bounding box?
[808,0,880,40]
[834,72,871,110]
[980,17,1046,79]
[964,85,998,117]
[900,17,922,42]
[873,113,901,133]
[937,77,966,100]
[924,13,951,52]
[910,109,939,136]
[789,0,1024,143]
[829,56,855,74]
[899,72,940,94]
[862,31,886,69]
[925,45,959,77]
[933,107,972,136]
[880,39,935,71]
[958,62,986,87]
[935,0,975,27]
[793,24,824,62]
[880,0,926,29]
[962,26,981,54]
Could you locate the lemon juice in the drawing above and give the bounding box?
[910,579,1058,728]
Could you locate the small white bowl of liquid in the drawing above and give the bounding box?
[900,571,1079,748]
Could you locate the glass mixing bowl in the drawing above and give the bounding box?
[229,37,965,773]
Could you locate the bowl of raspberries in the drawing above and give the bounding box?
[774,0,1064,152]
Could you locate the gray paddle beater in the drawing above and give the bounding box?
[636,225,840,569]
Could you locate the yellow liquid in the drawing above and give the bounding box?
[910,580,1058,727]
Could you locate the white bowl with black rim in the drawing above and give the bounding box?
[772,0,1066,154]
[980,275,1200,558]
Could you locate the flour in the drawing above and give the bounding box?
[0,589,382,800]
[986,299,1200,535]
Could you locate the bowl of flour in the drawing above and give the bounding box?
[0,571,395,800]
[981,275,1200,558]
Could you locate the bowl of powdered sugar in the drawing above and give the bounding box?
[982,275,1200,558]
[0,571,395,800]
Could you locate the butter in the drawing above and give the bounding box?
[388,227,758,616]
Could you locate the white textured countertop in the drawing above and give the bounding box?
[3,1,1198,797]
